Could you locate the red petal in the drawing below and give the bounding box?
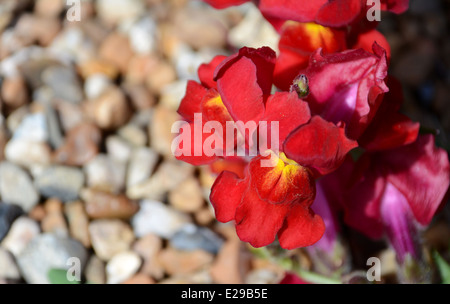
[261,92,311,150]
[303,44,389,139]
[316,0,363,27]
[203,0,249,9]
[209,158,248,179]
[284,116,358,176]
[378,135,450,226]
[380,0,409,14]
[277,203,325,249]
[210,170,249,222]
[351,29,391,63]
[274,22,346,91]
[259,0,327,24]
[177,80,207,122]
[198,55,227,89]
[235,186,290,247]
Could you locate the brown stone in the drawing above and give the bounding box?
[132,234,164,280]
[0,127,7,161]
[126,55,159,85]
[145,60,177,95]
[123,83,155,110]
[35,0,65,17]
[1,76,28,111]
[168,177,204,212]
[85,87,132,130]
[64,201,91,247]
[28,204,46,222]
[78,59,119,80]
[149,105,180,157]
[41,199,69,236]
[99,33,134,73]
[81,188,139,220]
[122,273,155,284]
[53,123,101,166]
[195,207,215,226]
[15,14,61,46]
[158,248,213,276]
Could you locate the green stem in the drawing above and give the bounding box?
[294,267,342,284]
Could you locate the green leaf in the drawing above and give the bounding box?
[47,268,80,284]
[433,251,450,284]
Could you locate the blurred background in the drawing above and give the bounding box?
[0,0,449,284]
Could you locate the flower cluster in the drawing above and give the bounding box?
[173,0,449,281]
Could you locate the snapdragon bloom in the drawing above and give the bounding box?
[173,47,357,249]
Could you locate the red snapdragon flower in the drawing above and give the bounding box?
[203,0,409,29]
[174,47,357,249]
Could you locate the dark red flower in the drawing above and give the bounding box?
[337,135,450,239]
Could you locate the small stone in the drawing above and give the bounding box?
[78,59,119,80]
[5,106,29,135]
[42,66,83,104]
[84,155,126,193]
[34,0,65,18]
[99,33,134,73]
[106,251,142,284]
[127,161,193,201]
[54,100,87,133]
[84,74,112,100]
[1,76,29,110]
[149,105,180,157]
[42,100,64,149]
[118,124,147,147]
[85,255,106,284]
[128,16,157,55]
[145,61,177,94]
[160,80,187,111]
[28,204,46,222]
[195,207,215,226]
[85,86,132,130]
[1,216,40,256]
[106,136,133,163]
[64,201,91,248]
[81,188,139,220]
[168,177,204,213]
[12,112,48,143]
[132,200,191,239]
[0,161,39,212]
[126,147,159,189]
[170,224,224,254]
[158,248,214,276]
[96,0,145,25]
[14,14,61,46]
[41,199,69,237]
[0,203,23,242]
[125,55,158,85]
[0,248,21,280]
[17,234,88,284]
[5,140,51,168]
[53,123,101,166]
[122,273,155,284]
[132,234,164,280]
[89,219,135,261]
[34,166,85,202]
[123,83,155,110]
[0,126,7,161]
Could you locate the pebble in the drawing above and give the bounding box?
[14,14,61,46]
[122,273,155,284]
[42,66,84,104]
[145,60,177,95]
[53,123,101,166]
[126,147,159,189]
[1,76,29,110]
[89,219,135,261]
[168,177,204,213]
[99,33,134,73]
[158,248,214,276]
[16,234,88,284]
[64,201,91,248]
[117,124,147,147]
[0,248,21,280]
[78,59,119,80]
[84,154,126,193]
[84,74,112,100]
[42,100,64,149]
[1,216,40,256]
[170,224,224,254]
[0,203,23,242]
[131,200,191,239]
[245,269,282,284]
[85,86,132,130]
[34,165,85,202]
[12,112,48,143]
[85,255,106,284]
[96,0,145,25]
[132,234,164,280]
[81,188,139,220]
[106,136,133,163]
[128,16,157,55]
[34,0,65,18]
[123,83,155,110]
[0,126,6,161]
[195,207,215,226]
[54,100,87,133]
[125,55,158,85]
[106,251,142,284]
[149,105,181,157]
[127,161,193,201]
[41,199,69,237]
[5,139,52,168]
[160,80,187,111]
[0,161,39,212]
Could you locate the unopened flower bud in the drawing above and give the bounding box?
[290,74,309,98]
